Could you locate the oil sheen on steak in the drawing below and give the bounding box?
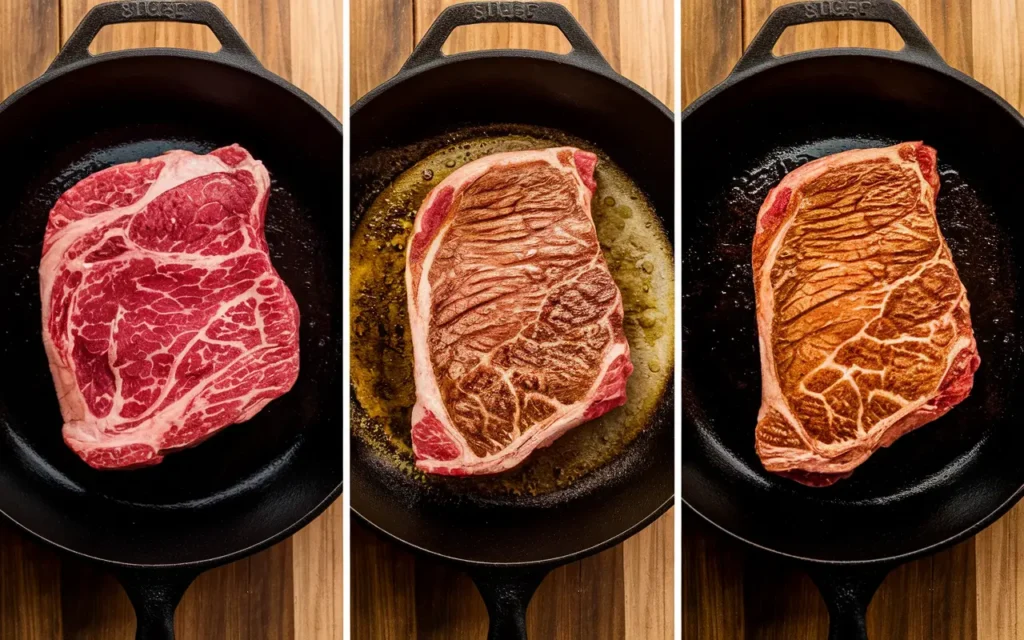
[41,145,300,470]
[407,147,633,476]
[753,142,979,486]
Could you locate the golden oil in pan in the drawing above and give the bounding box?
[350,133,674,496]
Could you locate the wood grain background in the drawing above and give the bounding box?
[681,1,1024,638]
[349,0,674,638]
[0,1,343,638]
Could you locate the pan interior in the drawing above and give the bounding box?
[681,55,1024,561]
[350,127,673,497]
[0,56,344,565]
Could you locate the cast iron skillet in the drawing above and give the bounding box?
[680,2,1024,638]
[0,3,343,638]
[351,4,673,639]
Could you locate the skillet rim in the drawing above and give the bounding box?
[349,48,676,566]
[679,46,1024,565]
[0,47,345,570]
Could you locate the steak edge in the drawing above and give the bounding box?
[752,142,980,486]
[41,145,300,470]
[406,147,633,476]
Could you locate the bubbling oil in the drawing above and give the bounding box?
[350,132,673,496]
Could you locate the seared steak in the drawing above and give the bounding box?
[407,148,632,476]
[753,142,979,486]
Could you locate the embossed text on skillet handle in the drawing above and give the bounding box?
[470,2,542,21]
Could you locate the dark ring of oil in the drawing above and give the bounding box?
[350,125,674,497]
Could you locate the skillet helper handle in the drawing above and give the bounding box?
[49,1,258,72]
[807,564,891,640]
[116,567,199,640]
[734,0,943,74]
[470,567,549,640]
[402,2,611,73]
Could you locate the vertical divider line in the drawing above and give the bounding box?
[341,0,352,637]
[672,0,682,637]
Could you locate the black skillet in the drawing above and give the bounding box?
[680,1,1024,638]
[0,3,343,638]
[350,3,673,638]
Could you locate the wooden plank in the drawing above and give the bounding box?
[292,501,344,640]
[350,0,414,102]
[902,0,972,74]
[414,557,488,640]
[175,559,256,639]
[931,540,977,639]
[527,545,626,639]
[617,0,673,106]
[680,0,742,106]
[624,507,672,640]
[972,0,1024,111]
[0,0,59,99]
[743,556,828,640]
[575,0,622,70]
[289,0,344,116]
[866,545,976,640]
[0,525,63,640]
[58,560,133,640]
[975,505,1024,640]
[351,521,417,640]
[246,543,296,640]
[680,514,745,640]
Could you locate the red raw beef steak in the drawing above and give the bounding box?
[40,145,300,470]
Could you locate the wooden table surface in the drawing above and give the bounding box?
[681,1,1024,639]
[349,1,674,638]
[0,1,343,638]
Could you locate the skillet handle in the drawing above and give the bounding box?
[733,0,943,74]
[402,2,611,74]
[116,567,199,640]
[806,564,891,640]
[49,1,258,72]
[470,567,549,640]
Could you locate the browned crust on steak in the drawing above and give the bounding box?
[752,142,979,486]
